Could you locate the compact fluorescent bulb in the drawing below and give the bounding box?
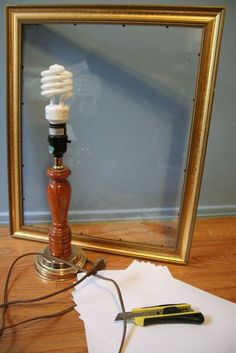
[41,64,73,124]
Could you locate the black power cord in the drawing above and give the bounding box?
[0,253,127,353]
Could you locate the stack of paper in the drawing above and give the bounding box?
[72,260,236,353]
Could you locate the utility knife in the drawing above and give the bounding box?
[115,303,204,327]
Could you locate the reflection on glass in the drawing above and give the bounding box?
[22,24,202,250]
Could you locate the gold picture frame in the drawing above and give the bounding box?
[6,5,225,264]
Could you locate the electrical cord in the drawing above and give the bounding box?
[95,273,127,353]
[0,253,99,309]
[3,304,76,330]
[0,252,99,339]
[0,252,127,353]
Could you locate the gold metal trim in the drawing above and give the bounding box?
[53,157,64,170]
[6,5,225,264]
[34,245,86,281]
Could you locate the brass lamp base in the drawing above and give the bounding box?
[34,245,86,281]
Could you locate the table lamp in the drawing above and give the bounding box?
[34,64,86,280]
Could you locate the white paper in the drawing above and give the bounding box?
[73,261,236,353]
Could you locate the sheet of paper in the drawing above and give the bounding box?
[73,261,236,353]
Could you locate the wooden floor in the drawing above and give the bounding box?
[0,217,236,353]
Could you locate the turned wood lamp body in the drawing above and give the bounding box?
[34,64,86,280]
[35,159,85,280]
[47,164,72,259]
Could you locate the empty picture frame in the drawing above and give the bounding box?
[6,5,225,264]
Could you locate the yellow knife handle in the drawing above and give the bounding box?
[134,311,204,326]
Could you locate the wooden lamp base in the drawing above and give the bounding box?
[34,159,86,281]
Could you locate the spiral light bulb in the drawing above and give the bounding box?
[41,64,73,124]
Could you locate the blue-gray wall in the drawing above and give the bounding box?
[1,0,236,224]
